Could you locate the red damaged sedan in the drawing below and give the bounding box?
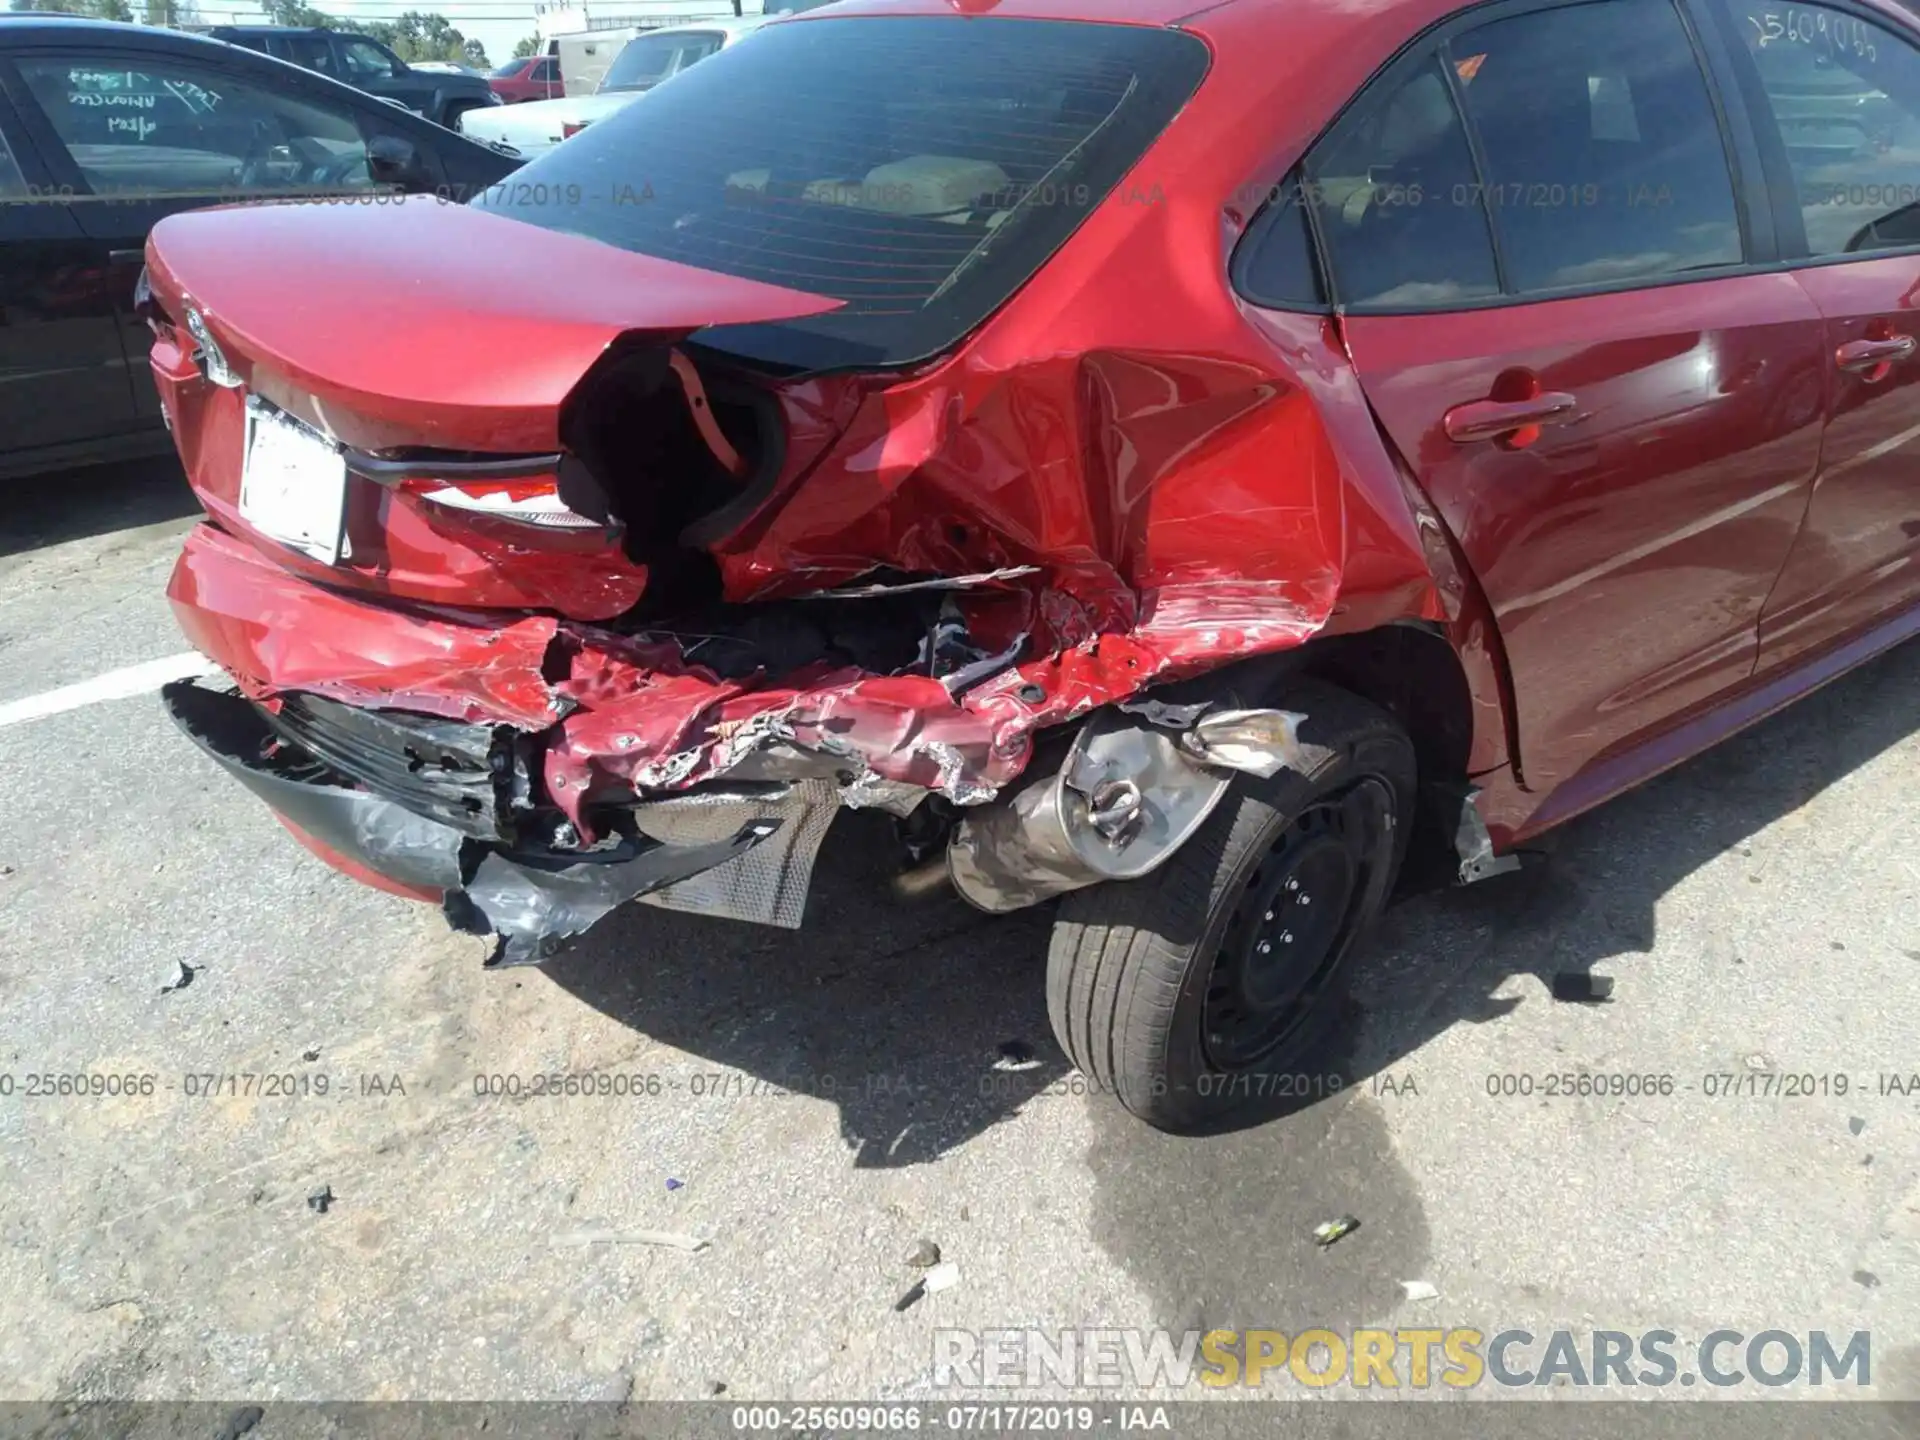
[149,0,1920,1129]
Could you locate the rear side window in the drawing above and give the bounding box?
[1722,0,1920,255]
[1233,170,1327,308]
[1305,55,1500,306]
[1450,0,1743,291]
[1301,0,1743,307]
[473,17,1209,371]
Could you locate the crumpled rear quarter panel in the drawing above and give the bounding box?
[163,13,1458,822]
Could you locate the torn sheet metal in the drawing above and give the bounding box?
[150,70,1471,861]
[802,566,1041,600]
[1180,708,1330,779]
[168,522,1354,863]
[161,310,1444,831]
[169,524,564,729]
[1445,782,1523,884]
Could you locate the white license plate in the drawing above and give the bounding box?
[238,402,348,564]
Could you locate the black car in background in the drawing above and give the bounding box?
[0,16,520,480]
[207,26,501,129]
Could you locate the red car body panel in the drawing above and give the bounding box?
[149,0,1920,909]
[489,56,563,104]
[1342,273,1829,797]
[1759,256,1920,671]
[147,4,1478,843]
[145,198,844,454]
[168,523,564,728]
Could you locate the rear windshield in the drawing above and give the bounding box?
[601,30,725,91]
[471,16,1209,372]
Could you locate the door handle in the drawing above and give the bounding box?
[1443,391,1579,445]
[1835,334,1915,376]
[109,249,145,265]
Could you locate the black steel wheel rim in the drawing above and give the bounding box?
[1201,778,1391,1072]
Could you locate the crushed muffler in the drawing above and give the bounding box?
[945,704,1322,913]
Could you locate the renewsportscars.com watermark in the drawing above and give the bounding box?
[933,1328,1872,1391]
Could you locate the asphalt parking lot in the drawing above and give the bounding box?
[0,457,1916,1410]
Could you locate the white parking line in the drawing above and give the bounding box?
[0,653,222,729]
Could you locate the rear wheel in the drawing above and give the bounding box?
[1045,681,1415,1132]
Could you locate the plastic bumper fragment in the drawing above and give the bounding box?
[161,678,785,966]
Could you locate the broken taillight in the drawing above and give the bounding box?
[561,121,590,139]
[401,475,608,531]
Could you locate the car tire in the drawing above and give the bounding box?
[1045,680,1415,1132]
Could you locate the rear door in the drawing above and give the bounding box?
[4,40,429,419]
[1319,0,1829,796]
[1708,0,1920,668]
[0,62,137,456]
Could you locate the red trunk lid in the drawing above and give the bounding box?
[145,196,840,452]
[145,197,844,620]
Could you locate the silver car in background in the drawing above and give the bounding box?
[457,17,768,160]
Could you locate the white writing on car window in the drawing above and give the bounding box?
[1747,7,1879,61]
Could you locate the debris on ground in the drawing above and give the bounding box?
[214,1406,264,1440]
[302,1049,320,1062]
[307,1185,334,1215]
[903,1238,941,1269]
[550,1227,710,1252]
[1850,1116,1866,1136]
[160,960,197,995]
[1549,972,1612,1002]
[993,1040,1040,1071]
[1853,1270,1881,1289]
[1312,1215,1360,1247]
[666,1178,685,1191]
[1744,1053,1772,1071]
[708,1381,728,1396]
[0,864,14,877]
[893,1279,929,1312]
[1399,1280,1439,1302]
[894,1261,963,1311]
